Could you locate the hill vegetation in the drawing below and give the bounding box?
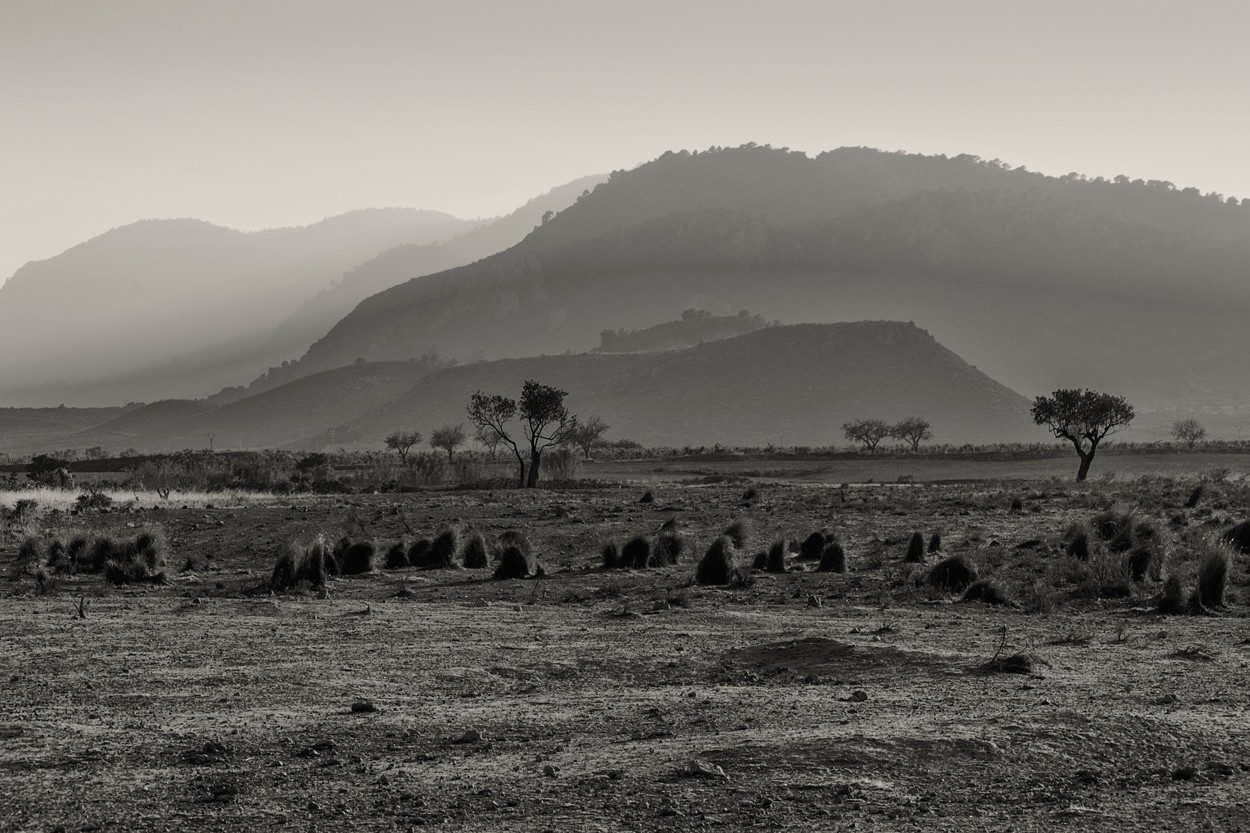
[594,309,768,353]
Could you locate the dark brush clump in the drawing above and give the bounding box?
[1184,484,1204,509]
[1192,545,1230,612]
[461,533,488,569]
[1221,520,1250,554]
[928,532,942,554]
[765,538,789,574]
[817,541,846,573]
[10,537,45,580]
[1010,497,1024,513]
[493,543,537,580]
[102,532,167,586]
[341,541,376,574]
[1063,521,1091,560]
[1128,547,1154,582]
[652,530,685,566]
[1107,518,1137,553]
[799,530,833,561]
[741,486,759,503]
[298,538,329,588]
[639,489,654,504]
[1092,509,1130,541]
[44,539,69,574]
[384,541,410,570]
[659,517,678,533]
[66,535,89,571]
[429,527,461,569]
[905,531,925,563]
[601,540,621,570]
[961,579,1012,606]
[1158,574,1186,615]
[928,554,978,592]
[622,536,652,570]
[751,550,768,571]
[407,538,432,567]
[723,519,750,550]
[270,542,301,591]
[696,536,739,586]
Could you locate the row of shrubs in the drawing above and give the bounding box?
[12,530,167,587]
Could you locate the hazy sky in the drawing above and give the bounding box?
[3,0,1249,284]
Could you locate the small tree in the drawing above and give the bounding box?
[1031,389,1134,481]
[1171,418,1207,450]
[843,419,891,453]
[384,430,422,464]
[474,424,505,459]
[890,417,933,452]
[430,423,467,462]
[520,380,579,487]
[467,392,526,487]
[567,415,609,459]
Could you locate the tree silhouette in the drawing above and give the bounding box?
[1170,418,1207,450]
[429,423,467,462]
[890,416,933,452]
[843,419,891,453]
[384,430,422,464]
[1031,389,1134,480]
[519,381,579,487]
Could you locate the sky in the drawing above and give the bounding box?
[3,0,1249,284]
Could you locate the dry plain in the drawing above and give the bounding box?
[3,471,1250,832]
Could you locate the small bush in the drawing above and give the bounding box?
[298,538,329,588]
[601,540,621,569]
[270,542,301,591]
[1064,522,1091,560]
[928,554,978,592]
[696,536,739,586]
[1010,497,1024,513]
[493,543,536,579]
[44,539,70,574]
[1093,509,1130,540]
[1128,547,1154,582]
[1192,543,1231,612]
[639,489,654,504]
[341,541,376,574]
[384,541,410,570]
[9,537,44,580]
[798,530,832,561]
[962,579,1012,606]
[927,532,942,554]
[751,549,768,571]
[102,532,166,585]
[652,531,685,566]
[1107,518,1137,553]
[1158,574,1186,614]
[66,535,89,571]
[430,527,461,568]
[741,486,759,503]
[461,533,488,569]
[905,531,925,563]
[622,536,652,570]
[407,538,432,566]
[817,541,846,573]
[1184,484,1204,509]
[1221,520,1250,554]
[723,519,750,550]
[765,538,789,574]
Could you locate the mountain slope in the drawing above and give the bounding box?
[294,147,1250,408]
[345,322,1034,447]
[0,209,472,405]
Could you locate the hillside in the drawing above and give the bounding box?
[294,146,1250,408]
[344,322,1035,447]
[594,309,769,353]
[0,209,472,406]
[65,360,449,453]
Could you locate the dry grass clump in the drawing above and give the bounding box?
[904,531,925,563]
[1184,484,1204,509]
[1092,509,1131,542]
[102,531,167,585]
[1063,521,1091,560]
[1158,574,1186,614]
[412,527,460,570]
[961,579,1013,606]
[927,532,942,554]
[601,540,621,570]
[816,541,846,573]
[341,541,376,574]
[722,519,750,550]
[1221,520,1250,554]
[1190,542,1232,613]
[928,554,978,593]
[798,530,833,561]
[384,541,410,570]
[461,533,488,569]
[622,536,652,570]
[652,530,685,566]
[696,536,742,586]
[406,537,432,567]
[270,537,329,591]
[765,538,789,574]
[492,530,537,579]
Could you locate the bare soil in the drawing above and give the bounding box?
[3,480,1250,832]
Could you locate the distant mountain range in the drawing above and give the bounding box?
[291,146,1250,409]
[0,322,1036,453]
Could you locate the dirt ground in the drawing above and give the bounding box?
[3,479,1250,832]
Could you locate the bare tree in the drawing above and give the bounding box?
[467,393,525,487]
[474,423,505,459]
[567,415,609,459]
[843,419,891,453]
[519,381,578,487]
[384,430,422,464]
[429,423,467,462]
[1032,389,1134,481]
[890,417,933,452]
[1170,418,1207,450]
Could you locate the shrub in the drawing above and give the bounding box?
[928,554,977,592]
[652,530,685,566]
[905,531,925,563]
[765,538,789,574]
[1107,518,1137,553]
[696,536,739,586]
[927,532,942,554]
[622,536,652,570]
[429,527,461,569]
[1191,543,1231,612]
[601,540,621,569]
[1184,484,1204,509]
[962,579,1012,606]
[798,530,832,561]
[103,532,166,585]
[1128,547,1154,582]
[751,549,768,571]
[298,538,329,588]
[407,538,432,566]
[45,539,70,574]
[66,535,89,571]
[1093,509,1130,541]
[493,543,536,579]
[639,489,654,504]
[9,537,44,580]
[1158,574,1186,614]
[817,541,846,573]
[494,530,532,561]
[741,486,759,503]
[1063,522,1091,560]
[384,541,410,570]
[462,533,488,569]
[723,519,750,550]
[1010,497,1024,513]
[84,537,120,573]
[1221,520,1250,554]
[270,542,301,590]
[340,541,375,574]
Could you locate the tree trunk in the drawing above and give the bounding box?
[526,449,542,488]
[510,446,526,488]
[1075,449,1094,481]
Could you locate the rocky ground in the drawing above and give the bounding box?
[2,478,1250,832]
